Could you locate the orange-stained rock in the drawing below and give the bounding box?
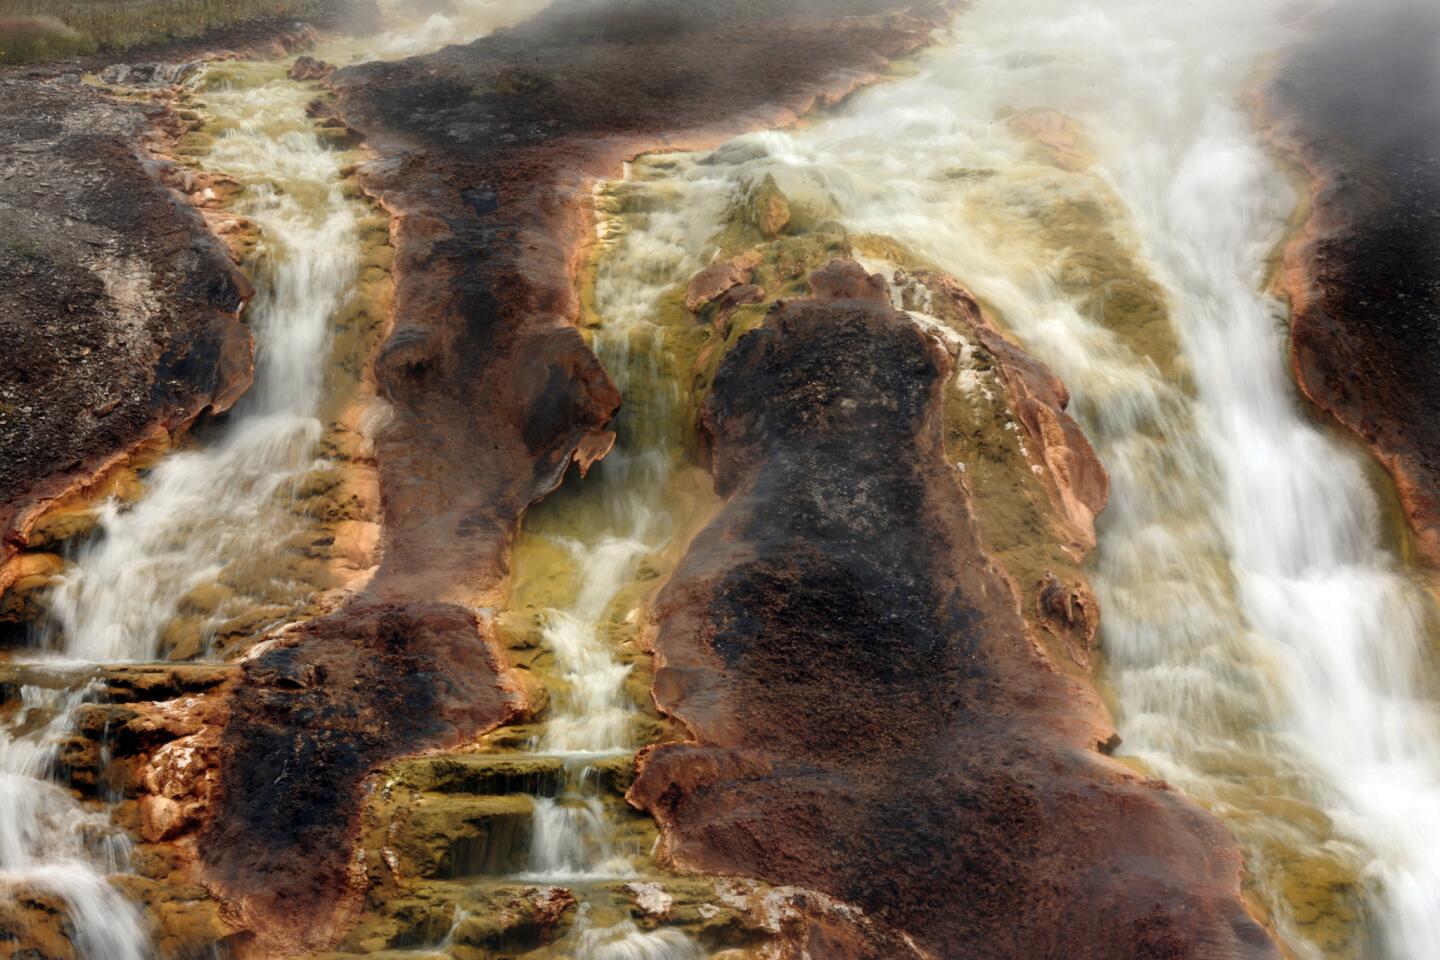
[749,174,792,238]
[1261,0,1440,564]
[1005,106,1091,171]
[685,252,762,314]
[629,289,1279,959]
[200,600,524,957]
[288,55,334,82]
[807,257,892,305]
[926,272,1108,557]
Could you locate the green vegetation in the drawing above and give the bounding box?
[0,0,322,65]
[5,236,42,259]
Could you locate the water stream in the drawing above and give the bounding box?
[1,4,549,956]
[495,159,729,957]
[628,0,1440,955]
[9,0,1440,956]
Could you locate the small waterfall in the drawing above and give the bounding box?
[500,161,731,952]
[570,906,705,960]
[41,64,360,665]
[0,683,145,959]
[586,1,1440,954]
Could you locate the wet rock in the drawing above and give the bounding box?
[925,272,1108,557]
[629,286,1279,958]
[807,257,891,305]
[199,600,525,956]
[685,252,761,314]
[323,0,958,606]
[0,78,254,598]
[748,174,792,238]
[98,61,203,88]
[446,886,575,953]
[1004,106,1091,171]
[1264,0,1440,563]
[386,754,567,797]
[288,55,334,82]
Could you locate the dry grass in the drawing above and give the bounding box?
[0,0,321,64]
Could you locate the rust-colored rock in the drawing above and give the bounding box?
[629,279,1278,958]
[199,600,523,956]
[325,0,961,602]
[807,257,892,305]
[927,272,1108,557]
[1263,0,1440,563]
[288,55,334,82]
[685,252,761,314]
[0,77,254,596]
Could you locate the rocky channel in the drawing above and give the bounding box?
[3,0,1440,958]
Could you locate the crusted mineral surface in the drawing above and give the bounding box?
[1264,0,1440,563]
[0,76,254,603]
[629,260,1280,959]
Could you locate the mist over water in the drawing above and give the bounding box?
[9,0,1440,956]
[2,6,552,957]
[604,0,1440,954]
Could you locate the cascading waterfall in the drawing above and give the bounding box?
[3,6,551,956]
[503,160,731,958]
[0,682,144,960]
[42,64,360,665]
[619,0,1440,955]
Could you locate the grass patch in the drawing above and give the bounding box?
[6,236,43,259]
[0,0,322,65]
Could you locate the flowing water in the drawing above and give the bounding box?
[42,64,360,665]
[493,159,730,957]
[616,0,1440,955]
[1,4,548,956]
[11,0,1440,956]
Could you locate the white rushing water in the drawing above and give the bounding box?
[41,66,358,665]
[602,0,1440,955]
[630,0,1440,955]
[4,6,554,957]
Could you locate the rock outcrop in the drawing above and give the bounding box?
[1263,0,1440,562]
[0,76,254,604]
[629,262,1280,959]
[197,0,966,951]
[324,0,958,604]
[199,601,524,953]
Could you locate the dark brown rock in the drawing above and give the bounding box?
[0,77,254,596]
[199,600,523,956]
[288,55,334,82]
[1264,0,1440,562]
[629,288,1279,959]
